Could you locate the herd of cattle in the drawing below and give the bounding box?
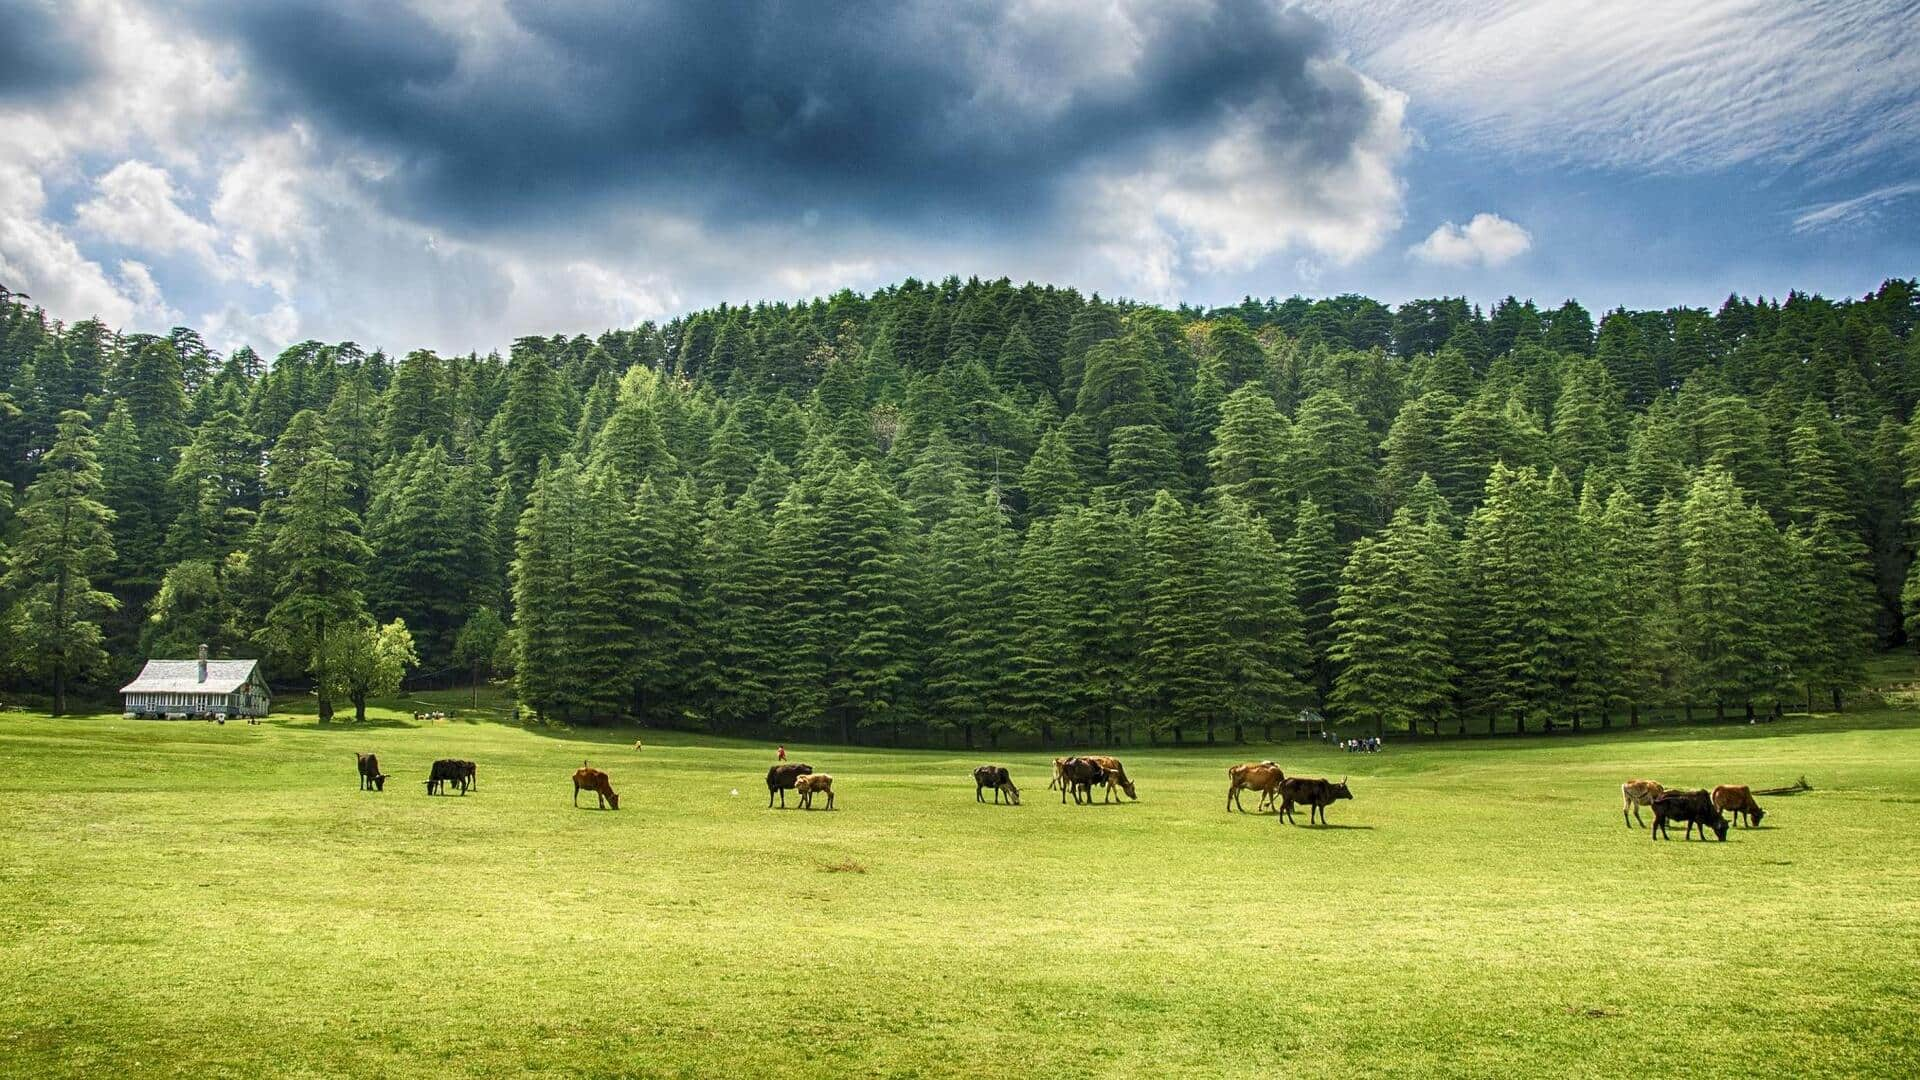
[1621,779,1768,840]
[348,750,1774,840]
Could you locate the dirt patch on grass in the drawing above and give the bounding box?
[821,859,868,874]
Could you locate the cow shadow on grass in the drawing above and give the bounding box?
[1281,823,1375,830]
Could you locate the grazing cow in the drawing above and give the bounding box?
[355,752,386,792]
[573,763,619,810]
[1227,761,1285,813]
[973,765,1020,805]
[1650,789,1728,841]
[1711,785,1765,828]
[1079,755,1137,802]
[426,758,469,795]
[1048,756,1068,792]
[796,773,835,810]
[1058,757,1108,805]
[767,763,814,808]
[1276,776,1352,825]
[1621,779,1665,828]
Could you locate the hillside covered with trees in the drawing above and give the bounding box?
[0,277,1915,743]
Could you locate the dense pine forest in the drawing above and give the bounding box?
[1,277,1916,744]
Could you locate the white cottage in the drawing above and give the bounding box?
[121,645,270,719]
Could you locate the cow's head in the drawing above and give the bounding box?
[1748,806,1765,827]
[605,790,620,810]
[1004,783,1020,805]
[1710,817,1727,841]
[1333,779,1353,801]
[373,774,386,792]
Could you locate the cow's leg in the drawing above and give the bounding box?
[1228,784,1237,813]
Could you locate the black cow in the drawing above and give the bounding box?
[1276,776,1353,825]
[973,765,1020,805]
[767,763,814,808]
[426,758,469,796]
[1650,789,1729,841]
[355,752,386,791]
[1058,758,1107,805]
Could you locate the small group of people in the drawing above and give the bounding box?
[1342,737,1383,753]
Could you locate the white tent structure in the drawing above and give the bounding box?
[121,645,270,719]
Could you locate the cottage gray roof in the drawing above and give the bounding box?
[120,659,263,695]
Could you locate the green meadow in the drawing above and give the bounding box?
[2,700,1917,1079]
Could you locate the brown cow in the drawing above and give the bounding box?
[572,763,619,810]
[796,773,835,810]
[1079,755,1137,802]
[1622,779,1665,828]
[1651,789,1727,841]
[767,763,814,808]
[1056,757,1106,804]
[1227,761,1284,813]
[1277,776,1352,825]
[355,752,386,791]
[1711,785,1765,828]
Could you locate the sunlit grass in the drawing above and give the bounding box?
[1,702,1916,1077]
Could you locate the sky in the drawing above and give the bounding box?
[1,0,1915,357]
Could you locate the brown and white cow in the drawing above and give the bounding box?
[1711,785,1765,828]
[1622,779,1665,828]
[1226,761,1284,813]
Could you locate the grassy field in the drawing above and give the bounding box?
[2,700,1918,1078]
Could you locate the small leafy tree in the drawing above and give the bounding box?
[453,607,508,706]
[325,618,419,723]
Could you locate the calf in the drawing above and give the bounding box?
[1650,789,1728,841]
[572,763,619,810]
[974,765,1020,805]
[355,752,386,791]
[1227,761,1284,813]
[796,773,835,810]
[1622,779,1665,828]
[1276,776,1352,826]
[767,763,814,808]
[426,758,468,795]
[1710,785,1765,828]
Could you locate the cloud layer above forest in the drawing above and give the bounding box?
[0,0,1913,355]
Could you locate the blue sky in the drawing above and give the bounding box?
[0,0,1914,355]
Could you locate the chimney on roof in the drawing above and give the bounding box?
[197,644,209,683]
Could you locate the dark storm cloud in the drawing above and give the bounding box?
[190,0,1386,231]
[0,0,99,101]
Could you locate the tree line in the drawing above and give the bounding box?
[0,277,1914,742]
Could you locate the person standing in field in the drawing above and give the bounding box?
[777,745,787,762]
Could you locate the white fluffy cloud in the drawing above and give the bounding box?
[1410,213,1531,267]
